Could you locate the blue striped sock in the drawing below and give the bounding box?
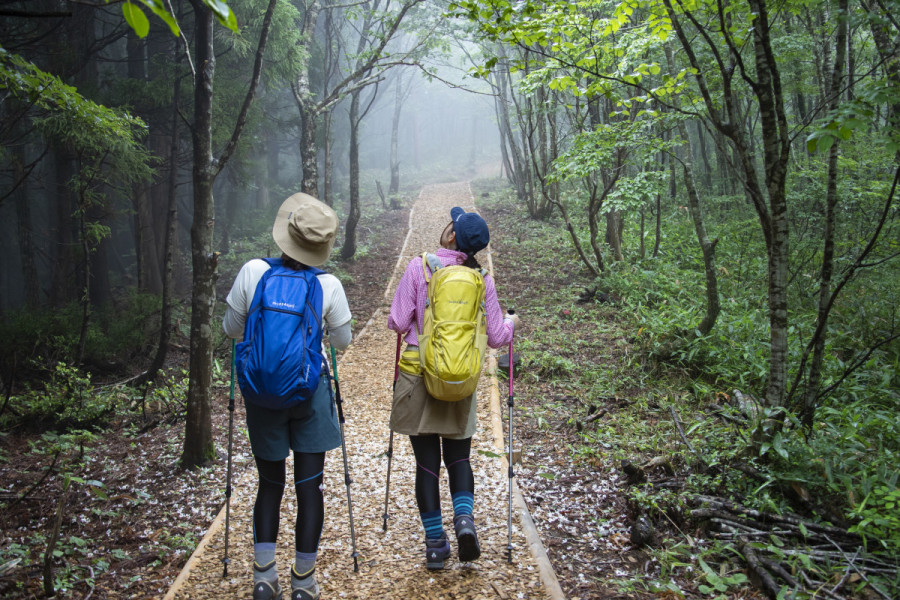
[420,510,445,539]
[452,492,474,518]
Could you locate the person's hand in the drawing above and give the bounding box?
[505,312,521,331]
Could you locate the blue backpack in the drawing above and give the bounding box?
[236,258,326,409]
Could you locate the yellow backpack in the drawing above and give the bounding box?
[418,253,488,401]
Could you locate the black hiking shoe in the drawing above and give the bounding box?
[454,514,481,563]
[425,535,451,570]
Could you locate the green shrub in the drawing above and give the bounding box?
[2,362,117,431]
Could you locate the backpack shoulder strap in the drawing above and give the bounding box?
[422,252,443,283]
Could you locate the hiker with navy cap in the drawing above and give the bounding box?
[223,193,352,600]
[388,206,521,570]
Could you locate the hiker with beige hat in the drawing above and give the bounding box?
[223,193,352,600]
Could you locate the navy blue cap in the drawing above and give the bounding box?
[450,207,490,253]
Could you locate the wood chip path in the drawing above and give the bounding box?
[164,182,564,599]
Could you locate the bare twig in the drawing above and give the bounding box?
[823,536,893,600]
[669,405,709,469]
[11,450,61,508]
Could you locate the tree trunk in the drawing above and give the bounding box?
[13,147,40,308]
[129,29,163,295]
[183,1,218,468]
[295,0,323,198]
[802,0,847,427]
[389,71,404,196]
[142,72,182,386]
[749,0,792,409]
[50,150,78,308]
[695,120,712,190]
[606,212,624,262]
[182,0,278,467]
[551,195,599,278]
[678,120,720,335]
[342,90,362,260]
[323,108,334,206]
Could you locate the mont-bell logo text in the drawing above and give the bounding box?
[271,301,297,310]
[448,299,469,305]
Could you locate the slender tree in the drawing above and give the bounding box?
[183,0,278,467]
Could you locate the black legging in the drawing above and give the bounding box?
[408,435,474,513]
[253,452,325,553]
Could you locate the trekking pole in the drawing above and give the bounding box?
[382,333,402,531]
[223,338,236,578]
[506,310,516,564]
[329,344,359,572]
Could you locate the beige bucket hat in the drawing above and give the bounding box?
[272,193,338,266]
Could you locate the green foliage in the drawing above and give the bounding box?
[0,49,152,177]
[4,364,117,431]
[0,292,163,379]
[111,0,238,38]
[806,79,900,154]
[850,486,900,552]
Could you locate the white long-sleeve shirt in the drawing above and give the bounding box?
[223,258,353,350]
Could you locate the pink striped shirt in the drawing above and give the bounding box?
[388,248,514,348]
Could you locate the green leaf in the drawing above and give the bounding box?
[204,0,239,32]
[477,449,502,458]
[142,1,180,35]
[123,1,150,38]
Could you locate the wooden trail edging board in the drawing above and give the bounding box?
[164,182,565,599]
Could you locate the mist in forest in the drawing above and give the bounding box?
[0,50,500,313]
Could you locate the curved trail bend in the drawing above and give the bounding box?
[165,182,562,599]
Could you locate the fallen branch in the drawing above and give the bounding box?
[584,409,607,424]
[736,534,782,599]
[669,405,704,467]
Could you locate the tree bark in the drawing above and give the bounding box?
[389,71,404,196]
[141,70,182,386]
[678,119,720,335]
[342,90,362,260]
[802,0,848,427]
[183,0,218,468]
[13,146,40,308]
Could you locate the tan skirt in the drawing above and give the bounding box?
[389,347,477,439]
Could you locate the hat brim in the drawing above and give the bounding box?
[272,193,336,267]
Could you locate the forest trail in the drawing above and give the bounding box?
[164,182,562,599]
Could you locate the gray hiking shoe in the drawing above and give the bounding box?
[252,579,283,600]
[454,514,481,562]
[425,535,452,570]
[290,565,320,600]
[291,580,320,600]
